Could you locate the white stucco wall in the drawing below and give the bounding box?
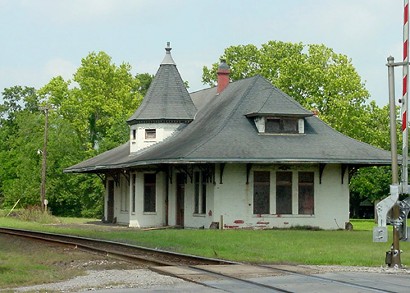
[105,163,349,230]
[184,178,215,228]
[203,164,349,230]
[166,171,215,228]
[103,175,130,225]
[128,172,166,228]
[129,123,181,153]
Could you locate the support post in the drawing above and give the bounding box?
[388,57,400,185]
[387,56,402,267]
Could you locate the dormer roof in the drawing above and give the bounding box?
[244,77,313,118]
[127,43,197,125]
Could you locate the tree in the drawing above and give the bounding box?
[203,41,376,142]
[0,86,43,207]
[59,52,142,152]
[0,52,145,217]
[135,73,154,96]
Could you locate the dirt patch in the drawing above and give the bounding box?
[0,234,142,289]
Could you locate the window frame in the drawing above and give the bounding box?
[145,129,156,140]
[298,172,314,215]
[276,171,293,215]
[265,117,299,134]
[132,174,136,213]
[143,173,156,213]
[193,171,207,215]
[253,171,270,215]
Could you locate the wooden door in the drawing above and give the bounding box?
[176,173,185,227]
[107,180,115,223]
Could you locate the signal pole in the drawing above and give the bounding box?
[387,56,402,268]
[402,0,409,195]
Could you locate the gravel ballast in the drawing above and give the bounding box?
[9,265,410,292]
[12,269,187,292]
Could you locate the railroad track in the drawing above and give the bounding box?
[0,227,404,292]
[0,227,232,266]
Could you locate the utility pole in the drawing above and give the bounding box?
[39,106,49,212]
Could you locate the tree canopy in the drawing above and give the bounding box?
[203,41,391,147]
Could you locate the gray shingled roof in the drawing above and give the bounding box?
[65,75,392,173]
[127,46,196,124]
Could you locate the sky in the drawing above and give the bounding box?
[0,0,406,106]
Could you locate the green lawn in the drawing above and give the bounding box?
[1,217,409,267]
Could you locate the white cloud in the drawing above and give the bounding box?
[44,58,77,81]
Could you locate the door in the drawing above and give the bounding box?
[107,180,115,223]
[176,173,185,227]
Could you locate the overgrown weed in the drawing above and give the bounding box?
[6,206,61,224]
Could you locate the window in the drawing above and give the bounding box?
[276,172,292,214]
[266,118,298,134]
[143,173,156,212]
[298,172,314,215]
[194,172,200,213]
[132,129,136,140]
[145,129,156,140]
[120,178,128,212]
[132,174,136,213]
[194,171,207,214]
[253,171,270,214]
[201,173,207,214]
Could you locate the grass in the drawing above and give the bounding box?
[1,214,410,288]
[0,233,91,288]
[1,215,409,267]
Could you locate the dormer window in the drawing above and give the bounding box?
[251,116,305,134]
[266,117,298,134]
[145,129,156,140]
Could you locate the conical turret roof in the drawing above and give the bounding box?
[127,43,197,124]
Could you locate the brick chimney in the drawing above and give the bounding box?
[217,59,230,94]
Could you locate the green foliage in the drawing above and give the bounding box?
[135,73,154,96]
[52,52,143,152]
[203,41,386,144]
[0,51,145,217]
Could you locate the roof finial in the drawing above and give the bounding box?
[161,42,175,65]
[165,42,172,53]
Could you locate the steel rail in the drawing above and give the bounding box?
[0,227,234,266]
[258,264,398,293]
[0,227,398,292]
[182,265,293,293]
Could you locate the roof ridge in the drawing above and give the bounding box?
[254,77,275,114]
[184,77,259,157]
[271,85,311,113]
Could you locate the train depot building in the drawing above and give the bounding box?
[65,45,391,230]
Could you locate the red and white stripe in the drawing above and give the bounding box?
[402,0,409,191]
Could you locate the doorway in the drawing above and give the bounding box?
[176,173,185,227]
[107,180,115,223]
